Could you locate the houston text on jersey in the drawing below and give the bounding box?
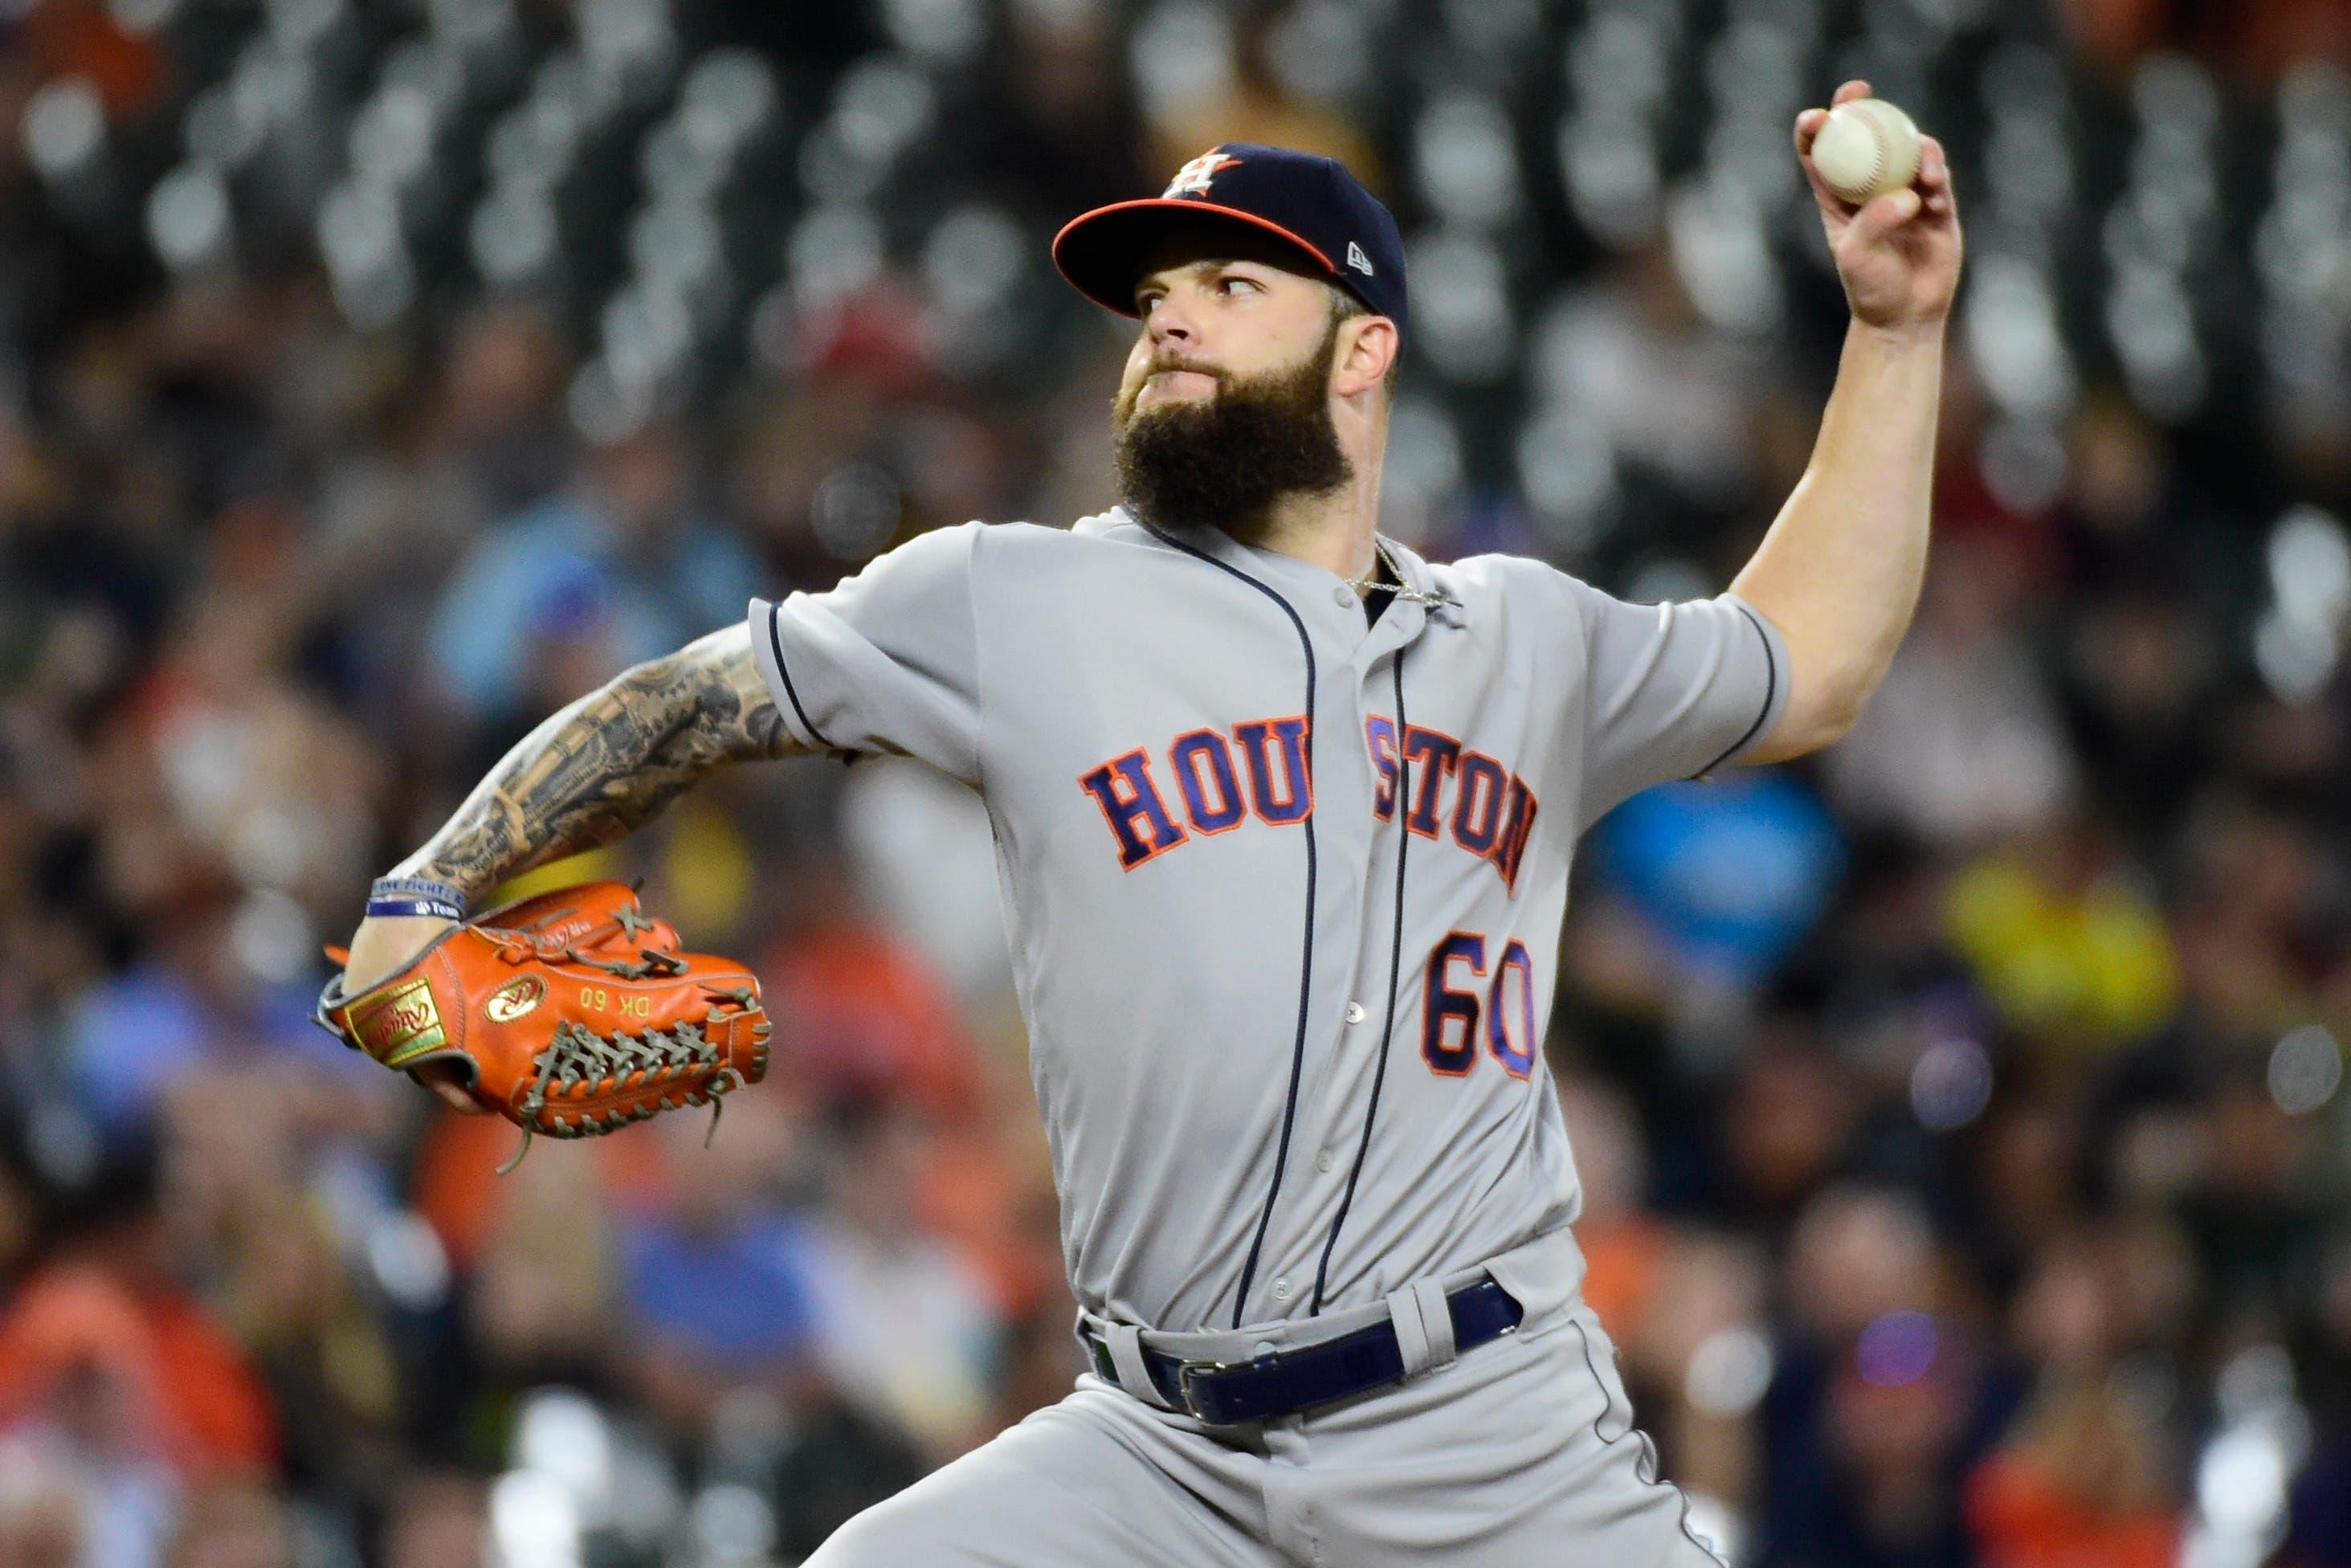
[1076,713,1538,888]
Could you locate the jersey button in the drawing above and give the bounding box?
[1272,1278,1292,1300]
[1316,1149,1334,1173]
[1345,1002,1367,1024]
[1253,1341,1278,1358]
[1333,584,1354,607]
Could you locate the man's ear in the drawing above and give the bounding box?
[1333,313,1400,398]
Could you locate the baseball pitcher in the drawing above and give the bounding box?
[334,81,1960,1565]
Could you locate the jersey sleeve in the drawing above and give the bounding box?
[747,521,985,786]
[1557,573,1791,831]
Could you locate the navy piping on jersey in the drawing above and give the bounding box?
[1308,643,1410,1314]
[1692,602,1778,778]
[766,602,834,750]
[1137,520,1320,1331]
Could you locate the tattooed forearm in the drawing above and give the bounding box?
[396,623,802,904]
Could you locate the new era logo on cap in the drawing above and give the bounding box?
[1051,142,1410,344]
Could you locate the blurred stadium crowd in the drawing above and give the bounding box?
[2,0,2351,1566]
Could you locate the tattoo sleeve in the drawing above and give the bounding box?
[396,622,805,904]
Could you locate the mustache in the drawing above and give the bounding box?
[1138,355,1228,382]
[1117,357,1231,424]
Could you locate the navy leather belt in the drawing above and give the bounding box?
[1086,1277,1524,1426]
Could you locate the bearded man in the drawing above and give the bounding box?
[337,87,1961,1566]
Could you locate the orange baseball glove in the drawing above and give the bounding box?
[315,881,770,1170]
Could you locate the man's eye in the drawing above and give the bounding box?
[1219,276,1259,296]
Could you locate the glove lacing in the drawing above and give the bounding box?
[495,942,765,1174]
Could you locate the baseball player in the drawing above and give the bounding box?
[341,81,1959,1565]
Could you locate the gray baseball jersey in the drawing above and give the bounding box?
[747,506,1786,1339]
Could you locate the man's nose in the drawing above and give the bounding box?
[1145,296,1198,348]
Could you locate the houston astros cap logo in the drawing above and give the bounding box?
[1164,149,1241,197]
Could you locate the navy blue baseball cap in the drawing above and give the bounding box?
[1053,144,1408,343]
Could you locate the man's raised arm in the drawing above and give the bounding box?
[1731,80,1964,764]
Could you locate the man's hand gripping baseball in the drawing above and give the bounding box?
[1795,79,1963,338]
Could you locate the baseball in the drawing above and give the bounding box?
[1809,97,1923,204]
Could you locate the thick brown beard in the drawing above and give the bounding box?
[1111,323,1352,542]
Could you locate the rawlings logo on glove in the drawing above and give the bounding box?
[315,881,770,1171]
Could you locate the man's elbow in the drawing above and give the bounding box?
[1735,605,1903,762]
[1755,680,1871,762]
[1793,703,1866,756]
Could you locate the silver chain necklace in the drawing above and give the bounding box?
[1344,537,1459,608]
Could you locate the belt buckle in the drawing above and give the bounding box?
[1175,1354,1259,1424]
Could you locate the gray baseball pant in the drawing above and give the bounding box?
[803,1293,1724,1566]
